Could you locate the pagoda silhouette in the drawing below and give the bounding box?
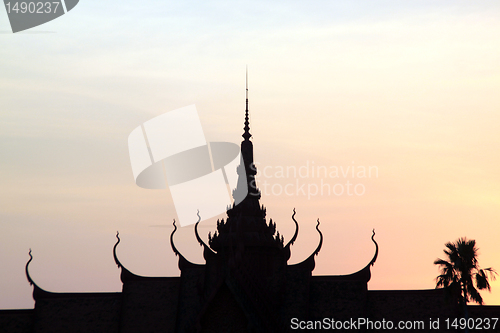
[1,81,499,333]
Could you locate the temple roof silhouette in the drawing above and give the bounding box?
[2,78,499,332]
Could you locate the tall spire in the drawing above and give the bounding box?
[236,67,260,199]
[243,66,251,141]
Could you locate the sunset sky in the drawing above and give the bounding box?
[1,0,500,309]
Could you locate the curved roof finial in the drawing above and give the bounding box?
[313,219,323,256]
[170,220,179,256]
[194,211,217,255]
[113,231,122,268]
[25,249,35,286]
[112,231,142,282]
[194,211,204,247]
[369,229,379,266]
[170,219,205,269]
[284,208,299,249]
[194,210,201,240]
[287,218,323,270]
[243,66,251,141]
[25,249,50,299]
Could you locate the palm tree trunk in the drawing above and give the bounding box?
[462,281,469,333]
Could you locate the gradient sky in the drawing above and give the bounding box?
[1,0,500,309]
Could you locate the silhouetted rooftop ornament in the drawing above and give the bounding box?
[288,218,323,272]
[25,249,35,287]
[114,230,191,282]
[113,231,151,282]
[25,249,51,298]
[25,249,120,301]
[312,229,379,283]
[283,209,299,261]
[194,211,217,262]
[243,66,251,142]
[112,232,122,269]
[170,220,203,270]
[369,229,379,267]
[313,219,324,256]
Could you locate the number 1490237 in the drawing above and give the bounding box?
[5,2,61,14]
[445,318,498,330]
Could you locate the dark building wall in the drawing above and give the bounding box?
[282,267,311,323]
[4,281,500,333]
[468,304,500,318]
[120,277,180,333]
[367,289,457,332]
[0,309,34,333]
[200,283,249,333]
[367,289,456,320]
[31,294,121,333]
[175,266,205,333]
[309,277,368,320]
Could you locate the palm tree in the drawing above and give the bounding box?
[434,237,497,308]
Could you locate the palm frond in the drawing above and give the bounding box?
[476,270,492,291]
[468,286,483,305]
[484,267,498,280]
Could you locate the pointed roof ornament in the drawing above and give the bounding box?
[25,249,35,286]
[113,232,122,269]
[243,66,252,141]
